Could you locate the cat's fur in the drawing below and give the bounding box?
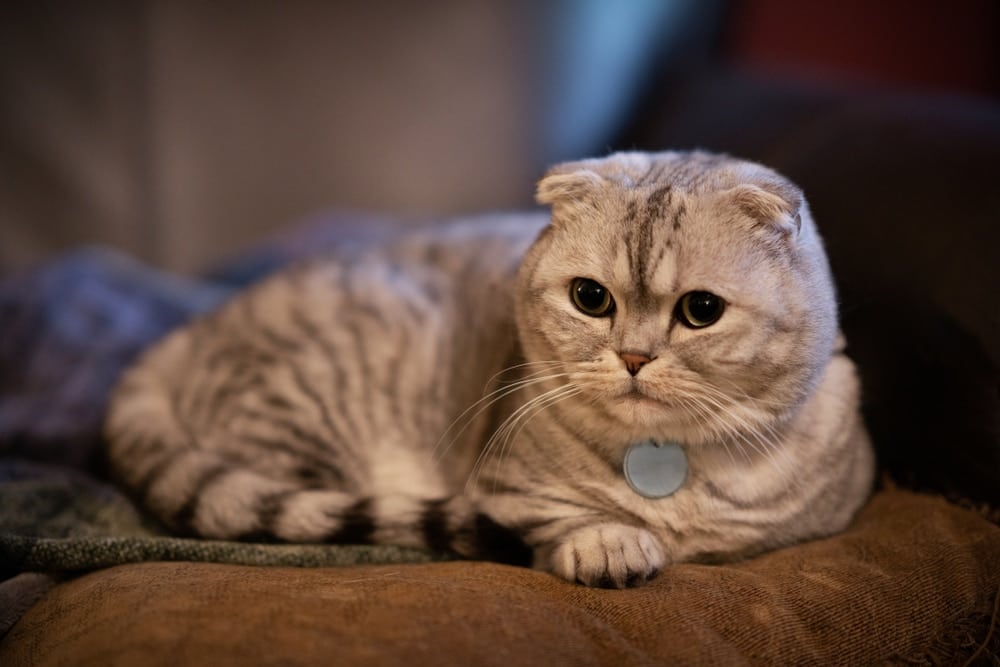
[105,151,874,587]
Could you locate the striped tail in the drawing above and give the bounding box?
[106,384,529,565]
[130,450,529,566]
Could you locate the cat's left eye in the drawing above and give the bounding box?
[676,291,725,328]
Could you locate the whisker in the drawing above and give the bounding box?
[686,392,756,466]
[483,360,566,391]
[489,385,582,494]
[472,384,580,491]
[432,371,572,462]
[697,381,790,449]
[703,384,796,459]
[675,394,743,467]
[706,376,789,408]
[465,383,579,493]
[686,388,796,487]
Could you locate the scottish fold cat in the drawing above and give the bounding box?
[106,151,874,587]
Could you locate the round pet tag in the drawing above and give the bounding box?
[623,440,688,499]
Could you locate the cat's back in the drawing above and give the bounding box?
[117,211,549,390]
[276,211,547,303]
[106,211,548,502]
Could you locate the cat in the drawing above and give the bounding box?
[105,150,875,588]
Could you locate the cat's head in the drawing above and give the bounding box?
[515,151,838,450]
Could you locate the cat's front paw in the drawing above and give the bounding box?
[551,523,665,588]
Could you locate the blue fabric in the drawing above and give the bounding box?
[0,247,231,470]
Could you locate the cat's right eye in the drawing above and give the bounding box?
[570,278,615,317]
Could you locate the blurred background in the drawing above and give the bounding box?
[0,0,998,505]
[2,0,997,274]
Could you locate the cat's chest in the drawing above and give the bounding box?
[573,444,791,527]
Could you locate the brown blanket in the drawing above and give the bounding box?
[3,488,998,666]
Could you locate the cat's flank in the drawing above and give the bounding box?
[106,151,874,588]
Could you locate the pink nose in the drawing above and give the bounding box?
[620,352,653,376]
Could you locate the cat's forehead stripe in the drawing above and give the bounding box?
[639,154,729,193]
[620,184,684,302]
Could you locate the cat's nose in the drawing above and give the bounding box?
[620,352,654,376]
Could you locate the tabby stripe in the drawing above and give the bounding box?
[284,358,362,469]
[481,479,530,496]
[641,187,670,295]
[257,323,303,354]
[401,307,438,438]
[623,227,637,284]
[702,478,791,511]
[240,435,344,484]
[343,266,404,433]
[202,343,273,373]
[520,491,607,515]
[261,392,294,411]
[132,449,178,504]
[327,498,375,544]
[645,184,671,221]
[242,296,302,353]
[235,489,301,542]
[197,365,262,425]
[670,201,686,232]
[354,301,409,432]
[168,388,202,449]
[183,346,264,428]
[201,372,265,427]
[545,401,622,477]
[234,407,340,461]
[338,300,377,440]
[420,498,453,553]
[430,291,462,438]
[648,243,669,284]
[173,464,230,535]
[639,162,665,187]
[288,308,363,445]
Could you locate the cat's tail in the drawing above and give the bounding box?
[105,371,529,565]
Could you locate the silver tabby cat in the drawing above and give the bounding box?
[106,151,874,588]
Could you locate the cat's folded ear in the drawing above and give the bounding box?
[537,152,654,209]
[728,177,804,236]
[535,166,604,207]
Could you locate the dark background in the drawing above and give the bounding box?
[2,0,996,273]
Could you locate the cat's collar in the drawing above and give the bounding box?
[623,440,688,499]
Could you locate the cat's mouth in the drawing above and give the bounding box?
[607,384,699,440]
[615,379,694,414]
[617,385,668,408]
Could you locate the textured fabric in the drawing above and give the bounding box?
[2,534,436,574]
[0,573,56,641]
[2,489,998,665]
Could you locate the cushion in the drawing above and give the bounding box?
[3,488,998,665]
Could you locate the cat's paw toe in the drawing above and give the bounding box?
[551,523,665,588]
